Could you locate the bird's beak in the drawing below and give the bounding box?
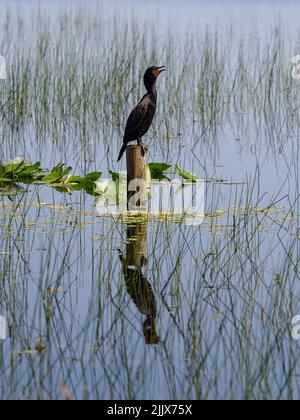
[153,66,166,78]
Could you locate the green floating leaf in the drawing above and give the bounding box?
[0,159,43,183]
[77,172,102,195]
[173,165,199,182]
[148,163,199,182]
[148,163,172,181]
[0,159,102,196]
[41,163,73,184]
[66,172,102,185]
[83,172,102,182]
[43,167,102,196]
[108,170,121,183]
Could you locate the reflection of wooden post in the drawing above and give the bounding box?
[126,223,147,268]
[126,145,148,211]
[118,222,160,344]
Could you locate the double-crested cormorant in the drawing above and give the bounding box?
[117,66,166,162]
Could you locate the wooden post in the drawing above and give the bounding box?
[126,145,148,212]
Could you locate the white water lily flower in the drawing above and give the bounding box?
[6,156,26,165]
[94,179,111,195]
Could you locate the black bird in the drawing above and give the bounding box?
[117,66,166,162]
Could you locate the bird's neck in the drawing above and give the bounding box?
[146,81,157,96]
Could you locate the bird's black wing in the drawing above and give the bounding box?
[123,96,148,141]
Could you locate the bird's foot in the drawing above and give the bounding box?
[141,144,148,156]
[137,139,148,156]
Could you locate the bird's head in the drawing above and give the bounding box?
[144,66,166,91]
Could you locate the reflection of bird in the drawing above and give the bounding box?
[117,66,166,162]
[118,249,160,345]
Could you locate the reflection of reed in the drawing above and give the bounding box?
[118,223,160,345]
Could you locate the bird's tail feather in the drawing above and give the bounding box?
[117,144,127,162]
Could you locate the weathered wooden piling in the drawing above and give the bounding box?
[126,145,148,212]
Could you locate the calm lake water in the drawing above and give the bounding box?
[0,0,300,400]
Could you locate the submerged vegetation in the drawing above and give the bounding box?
[0,1,299,400]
